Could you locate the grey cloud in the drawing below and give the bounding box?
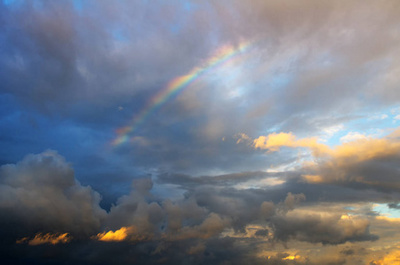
[300,146,400,193]
[157,171,286,189]
[387,203,400,209]
[270,213,378,245]
[2,1,400,264]
[3,0,399,129]
[105,173,379,245]
[0,150,383,265]
[0,150,106,239]
[104,188,164,240]
[0,1,223,116]
[282,192,306,211]
[254,229,269,237]
[159,169,400,205]
[340,248,355,256]
[4,0,400,180]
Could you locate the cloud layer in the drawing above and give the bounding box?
[0,150,387,264]
[2,0,400,264]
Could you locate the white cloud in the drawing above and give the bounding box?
[340,131,368,143]
[319,124,344,142]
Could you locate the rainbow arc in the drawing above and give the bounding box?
[112,41,252,146]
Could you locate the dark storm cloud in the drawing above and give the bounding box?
[3,237,273,265]
[153,182,377,244]
[0,150,106,240]
[0,154,353,237]
[1,1,82,113]
[0,150,382,264]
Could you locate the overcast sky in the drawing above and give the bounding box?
[2,0,400,264]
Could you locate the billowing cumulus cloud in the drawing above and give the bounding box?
[0,150,106,239]
[0,150,382,264]
[103,175,377,246]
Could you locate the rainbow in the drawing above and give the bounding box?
[112,41,252,146]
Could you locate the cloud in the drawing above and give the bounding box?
[17,232,71,246]
[186,242,206,255]
[264,251,347,265]
[94,227,132,242]
[0,150,384,265]
[302,138,400,191]
[340,132,369,143]
[2,1,400,264]
[270,211,377,244]
[369,246,400,265]
[253,132,330,156]
[157,171,380,245]
[0,150,106,239]
[104,175,379,246]
[2,0,400,189]
[167,213,229,241]
[246,130,400,192]
[254,229,269,237]
[157,171,286,189]
[388,203,400,209]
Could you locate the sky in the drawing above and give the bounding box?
[1,0,400,264]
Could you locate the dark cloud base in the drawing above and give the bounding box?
[2,238,267,265]
[0,150,386,265]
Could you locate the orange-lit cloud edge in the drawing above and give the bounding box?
[94,226,133,242]
[238,128,400,164]
[17,233,71,246]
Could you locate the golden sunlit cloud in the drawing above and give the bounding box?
[166,213,229,241]
[283,255,300,260]
[253,132,330,155]
[240,130,400,187]
[16,233,71,245]
[250,130,400,163]
[94,226,152,242]
[95,227,132,242]
[375,216,400,223]
[370,247,400,265]
[265,253,306,263]
[302,174,324,183]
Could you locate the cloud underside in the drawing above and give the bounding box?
[2,129,394,263]
[1,149,396,264]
